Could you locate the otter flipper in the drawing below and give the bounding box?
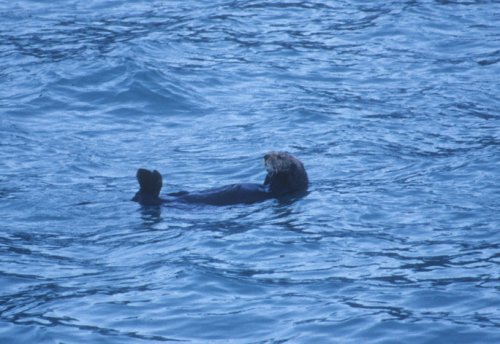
[137,168,163,197]
[132,169,163,204]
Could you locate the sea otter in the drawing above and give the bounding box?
[132,151,308,206]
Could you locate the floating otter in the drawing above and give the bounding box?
[132,151,308,206]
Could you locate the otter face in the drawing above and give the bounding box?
[263,151,308,194]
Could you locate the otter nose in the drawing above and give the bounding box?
[264,153,270,161]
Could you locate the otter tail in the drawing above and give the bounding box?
[133,169,163,203]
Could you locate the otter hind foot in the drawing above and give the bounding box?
[136,168,163,198]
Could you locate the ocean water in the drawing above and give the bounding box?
[1,0,499,343]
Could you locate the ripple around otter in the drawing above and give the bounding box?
[1,1,499,343]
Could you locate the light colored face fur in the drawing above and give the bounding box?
[264,151,302,175]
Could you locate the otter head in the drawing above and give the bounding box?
[263,151,308,195]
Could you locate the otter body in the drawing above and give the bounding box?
[132,151,308,206]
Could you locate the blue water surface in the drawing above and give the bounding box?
[1,1,499,343]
